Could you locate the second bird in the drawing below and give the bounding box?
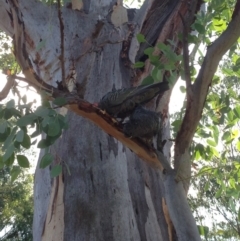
[123,105,160,146]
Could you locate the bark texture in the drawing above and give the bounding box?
[0,0,220,240]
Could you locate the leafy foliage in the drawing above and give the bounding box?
[169,1,240,239]
[0,167,33,241]
[0,97,68,179]
[135,34,182,85]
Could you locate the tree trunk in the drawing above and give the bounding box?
[0,0,204,240]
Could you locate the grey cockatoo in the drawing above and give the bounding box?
[98,81,169,118]
[123,105,160,146]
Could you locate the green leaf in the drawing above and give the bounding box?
[151,68,162,81]
[34,106,50,117]
[58,115,68,130]
[53,97,68,106]
[4,109,13,119]
[40,153,54,168]
[236,141,240,151]
[222,131,231,141]
[229,178,236,189]
[157,42,168,51]
[134,62,145,68]
[180,86,186,93]
[10,108,21,118]
[233,106,240,118]
[171,119,182,133]
[6,99,15,109]
[48,119,61,137]
[3,144,15,162]
[16,130,24,142]
[42,116,51,128]
[0,121,8,133]
[197,225,209,236]
[5,153,15,166]
[0,127,12,145]
[212,126,219,144]
[17,155,30,168]
[11,166,21,183]
[149,55,160,66]
[136,33,146,43]
[238,207,240,221]
[193,23,205,34]
[215,188,222,198]
[17,113,37,126]
[50,164,62,178]
[21,133,31,149]
[37,139,52,149]
[141,76,154,85]
[14,141,21,149]
[0,156,4,169]
[144,47,154,56]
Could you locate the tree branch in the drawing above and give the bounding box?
[174,0,240,185]
[164,172,201,241]
[57,0,66,89]
[53,91,172,172]
[179,13,193,99]
[0,76,14,101]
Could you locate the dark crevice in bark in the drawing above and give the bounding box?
[127,157,149,240]
[136,0,179,62]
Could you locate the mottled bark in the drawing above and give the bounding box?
[0,0,210,240]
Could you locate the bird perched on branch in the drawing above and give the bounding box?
[98,81,169,118]
[123,105,160,146]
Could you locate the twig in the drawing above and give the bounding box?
[0,75,14,101]
[179,13,193,99]
[57,0,66,89]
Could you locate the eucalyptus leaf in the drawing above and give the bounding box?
[21,133,31,149]
[40,153,53,168]
[16,130,24,142]
[17,155,30,168]
[17,113,37,126]
[48,119,61,137]
[50,164,62,178]
[10,166,21,183]
[53,97,67,106]
[136,33,146,43]
[6,99,15,109]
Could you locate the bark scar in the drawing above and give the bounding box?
[48,176,59,224]
[162,197,173,241]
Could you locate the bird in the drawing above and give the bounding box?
[123,105,160,146]
[98,81,169,119]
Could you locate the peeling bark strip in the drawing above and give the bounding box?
[42,174,64,241]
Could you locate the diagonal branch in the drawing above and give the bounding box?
[53,91,172,172]
[179,13,193,99]
[0,76,14,101]
[174,0,240,180]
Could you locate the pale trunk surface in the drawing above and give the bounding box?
[0,0,203,240]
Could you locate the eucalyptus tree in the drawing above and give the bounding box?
[0,0,240,241]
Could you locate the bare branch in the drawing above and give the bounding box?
[57,0,66,90]
[0,76,14,101]
[49,90,172,172]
